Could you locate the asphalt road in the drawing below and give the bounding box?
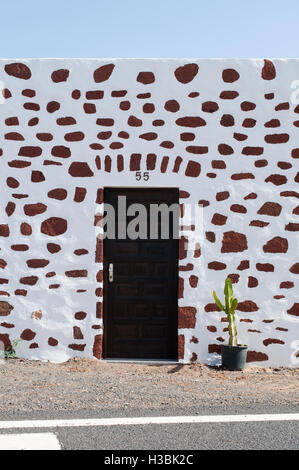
[0,405,297,450]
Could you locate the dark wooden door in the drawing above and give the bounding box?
[103,188,179,359]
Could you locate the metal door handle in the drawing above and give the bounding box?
[109,263,113,282]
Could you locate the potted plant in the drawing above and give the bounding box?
[212,278,248,370]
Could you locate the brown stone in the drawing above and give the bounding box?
[256,263,274,272]
[65,270,88,278]
[0,301,14,316]
[208,344,221,354]
[280,281,294,289]
[205,303,221,312]
[20,329,36,341]
[241,101,256,111]
[208,261,226,270]
[75,311,87,320]
[248,276,258,288]
[237,301,259,312]
[285,223,299,232]
[220,91,239,99]
[94,64,115,82]
[265,174,287,185]
[127,116,142,127]
[0,225,9,237]
[261,59,276,80]
[258,202,282,216]
[237,260,249,270]
[221,231,247,253]
[246,351,269,362]
[47,101,60,113]
[20,223,32,235]
[24,203,47,216]
[5,62,31,80]
[93,334,102,359]
[51,145,71,158]
[230,204,247,213]
[185,161,201,177]
[68,344,86,351]
[51,69,69,82]
[74,187,87,203]
[231,173,255,180]
[202,101,219,113]
[287,303,299,316]
[73,326,84,340]
[174,63,199,83]
[19,276,38,285]
[47,189,67,200]
[178,334,185,359]
[263,338,285,346]
[41,217,67,236]
[27,259,50,268]
[176,116,206,127]
[178,307,196,329]
[69,162,94,177]
[263,236,288,253]
[0,334,11,350]
[222,68,239,82]
[265,134,289,144]
[242,146,263,156]
[18,146,42,158]
[211,213,227,226]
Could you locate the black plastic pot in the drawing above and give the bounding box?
[221,344,248,371]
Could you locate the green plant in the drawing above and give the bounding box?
[4,338,22,359]
[213,278,239,346]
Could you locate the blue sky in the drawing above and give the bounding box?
[1,0,299,58]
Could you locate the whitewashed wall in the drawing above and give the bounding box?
[0,58,298,366]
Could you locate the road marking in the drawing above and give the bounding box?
[0,413,298,430]
[0,432,61,450]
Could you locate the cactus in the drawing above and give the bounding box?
[213,278,239,346]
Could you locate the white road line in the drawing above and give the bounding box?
[0,432,61,450]
[0,413,298,430]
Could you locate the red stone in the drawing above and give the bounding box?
[174,63,198,83]
[24,203,47,216]
[256,263,274,272]
[211,213,227,226]
[176,116,206,127]
[287,303,299,316]
[221,231,247,253]
[261,60,276,80]
[94,64,115,83]
[69,162,94,177]
[5,63,31,79]
[263,237,288,253]
[20,329,36,341]
[178,307,196,328]
[208,261,226,270]
[47,189,67,200]
[51,69,69,83]
[41,217,67,236]
[185,161,201,177]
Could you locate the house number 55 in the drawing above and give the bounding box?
[135,171,150,181]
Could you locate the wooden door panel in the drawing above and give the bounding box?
[103,188,178,359]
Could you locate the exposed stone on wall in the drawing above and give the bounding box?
[0,58,298,367]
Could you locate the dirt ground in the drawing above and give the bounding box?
[0,358,298,412]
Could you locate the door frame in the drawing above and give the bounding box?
[102,187,179,360]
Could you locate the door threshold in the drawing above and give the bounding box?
[103,359,179,365]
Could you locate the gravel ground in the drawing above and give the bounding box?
[0,358,298,412]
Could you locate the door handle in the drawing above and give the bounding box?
[109,263,113,282]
